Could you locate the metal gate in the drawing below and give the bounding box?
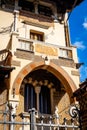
[0,107,80,130]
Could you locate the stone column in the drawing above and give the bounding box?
[8,101,18,130]
[13,10,19,32]
[51,4,58,22]
[34,1,39,14]
[15,0,18,10]
[50,88,55,113]
[35,86,41,111]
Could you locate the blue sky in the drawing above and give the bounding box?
[69,0,87,82]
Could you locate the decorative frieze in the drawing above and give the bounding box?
[35,43,58,56]
[14,49,76,68]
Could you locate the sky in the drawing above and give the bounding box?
[69,0,87,82]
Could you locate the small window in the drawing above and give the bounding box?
[38,5,53,17]
[1,0,15,6]
[30,30,44,41]
[18,0,34,12]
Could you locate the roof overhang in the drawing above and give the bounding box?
[49,0,84,13]
[0,65,15,80]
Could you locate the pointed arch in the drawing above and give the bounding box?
[12,61,77,98]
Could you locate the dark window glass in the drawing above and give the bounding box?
[39,86,51,114]
[18,0,34,12]
[24,84,51,114]
[24,84,36,112]
[1,0,15,5]
[38,5,53,17]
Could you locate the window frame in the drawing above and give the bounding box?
[24,83,36,112]
[30,30,44,42]
[24,84,51,114]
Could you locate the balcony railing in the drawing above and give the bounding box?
[18,39,34,52]
[17,37,73,60]
[59,48,72,59]
[20,10,53,23]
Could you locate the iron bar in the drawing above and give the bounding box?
[3,111,7,130]
[0,108,79,130]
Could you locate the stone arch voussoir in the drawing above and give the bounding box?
[12,61,77,99]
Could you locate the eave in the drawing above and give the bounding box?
[49,0,84,13]
[0,65,15,80]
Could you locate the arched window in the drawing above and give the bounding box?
[24,84,36,112]
[24,84,51,114]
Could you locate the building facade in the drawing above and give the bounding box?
[74,79,87,130]
[0,0,83,129]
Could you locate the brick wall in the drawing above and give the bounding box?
[73,79,87,130]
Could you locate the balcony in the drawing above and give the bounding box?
[17,37,73,60]
[0,49,15,80]
[18,38,34,53]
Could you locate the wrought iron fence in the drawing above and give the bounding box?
[0,107,80,130]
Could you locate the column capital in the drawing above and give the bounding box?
[35,86,41,94]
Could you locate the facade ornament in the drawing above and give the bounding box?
[69,105,79,118]
[55,106,59,124]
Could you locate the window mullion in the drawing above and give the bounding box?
[35,86,41,111]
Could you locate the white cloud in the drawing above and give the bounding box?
[73,41,86,50]
[83,18,87,29]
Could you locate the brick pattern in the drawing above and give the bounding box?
[0,89,7,111]
[79,93,87,129]
[74,80,87,130]
[0,87,8,130]
[53,91,71,123]
[18,88,71,124]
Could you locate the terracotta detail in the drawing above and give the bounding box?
[35,44,58,56]
[30,63,37,69]
[16,77,22,85]
[22,69,28,75]
[12,61,77,100]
